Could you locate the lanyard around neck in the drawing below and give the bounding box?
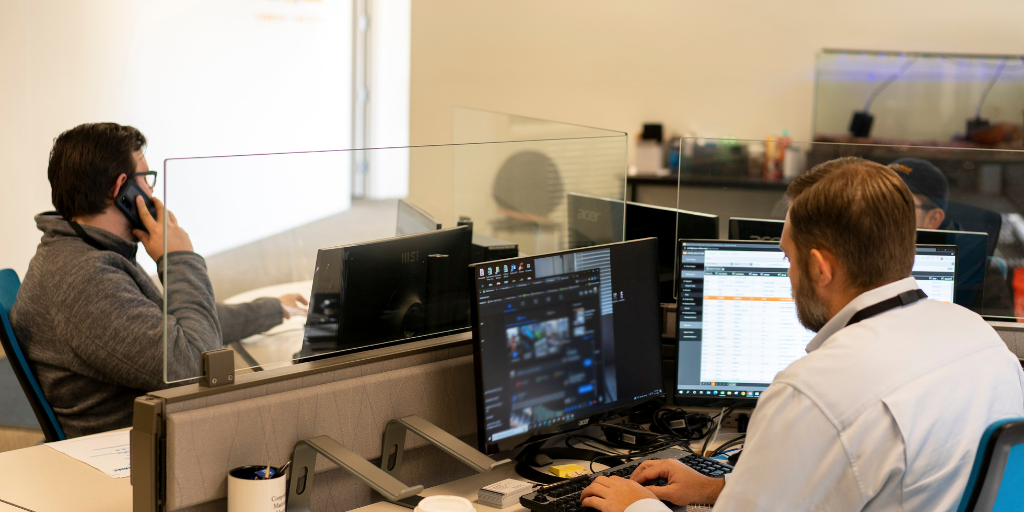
[845,289,928,327]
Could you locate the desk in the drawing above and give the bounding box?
[225,280,312,371]
[351,461,712,512]
[0,436,132,512]
[352,431,739,512]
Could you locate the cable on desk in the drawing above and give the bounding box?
[651,408,712,440]
[565,432,686,474]
[708,435,745,458]
[701,404,743,457]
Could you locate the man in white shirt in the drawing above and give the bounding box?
[580,156,1024,512]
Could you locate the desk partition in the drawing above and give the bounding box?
[133,332,478,512]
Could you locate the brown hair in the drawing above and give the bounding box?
[48,123,147,219]
[786,156,917,292]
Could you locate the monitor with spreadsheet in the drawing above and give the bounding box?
[471,239,664,454]
[674,240,957,400]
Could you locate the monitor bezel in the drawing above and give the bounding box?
[469,238,665,454]
[303,225,473,357]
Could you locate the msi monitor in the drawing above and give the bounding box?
[303,226,473,354]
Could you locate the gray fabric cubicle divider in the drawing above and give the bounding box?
[153,342,479,512]
[163,344,472,416]
[994,324,1024,358]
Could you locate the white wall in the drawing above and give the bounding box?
[408,0,1024,223]
[367,0,412,199]
[0,0,353,277]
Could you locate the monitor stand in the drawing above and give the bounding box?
[514,441,613,484]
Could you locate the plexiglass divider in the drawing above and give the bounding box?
[661,138,1024,325]
[452,108,629,256]
[162,114,629,383]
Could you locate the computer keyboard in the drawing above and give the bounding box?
[519,448,732,512]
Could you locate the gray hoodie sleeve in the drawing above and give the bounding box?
[216,298,284,344]
[58,251,222,389]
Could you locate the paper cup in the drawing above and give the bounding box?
[414,495,475,512]
[228,465,287,512]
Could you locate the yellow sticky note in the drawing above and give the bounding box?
[549,464,585,477]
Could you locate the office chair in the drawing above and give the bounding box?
[0,269,66,441]
[956,418,1024,512]
[492,150,564,223]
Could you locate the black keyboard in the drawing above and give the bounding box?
[519,448,732,512]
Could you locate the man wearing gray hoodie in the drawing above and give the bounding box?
[10,123,305,438]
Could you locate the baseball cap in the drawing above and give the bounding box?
[888,157,949,211]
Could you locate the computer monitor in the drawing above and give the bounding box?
[303,226,473,354]
[674,240,957,401]
[727,217,784,242]
[396,199,442,237]
[566,193,719,302]
[916,229,986,308]
[471,238,664,454]
[724,223,980,307]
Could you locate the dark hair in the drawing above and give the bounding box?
[786,156,917,292]
[48,123,147,219]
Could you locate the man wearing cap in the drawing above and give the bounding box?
[887,157,1011,315]
[887,157,950,230]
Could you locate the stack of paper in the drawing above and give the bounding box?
[478,479,534,509]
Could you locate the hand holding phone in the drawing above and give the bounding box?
[133,195,195,263]
[115,180,158,233]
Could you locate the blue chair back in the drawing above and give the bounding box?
[957,418,1024,512]
[0,269,65,441]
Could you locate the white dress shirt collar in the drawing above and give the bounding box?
[805,276,920,353]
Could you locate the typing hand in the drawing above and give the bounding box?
[134,196,194,263]
[278,294,309,320]
[580,475,658,512]
[630,459,725,506]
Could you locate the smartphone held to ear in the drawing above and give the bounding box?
[116,180,158,233]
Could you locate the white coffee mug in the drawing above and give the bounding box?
[227,465,287,512]
[414,495,475,512]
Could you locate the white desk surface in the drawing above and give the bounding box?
[0,431,132,512]
[225,280,312,370]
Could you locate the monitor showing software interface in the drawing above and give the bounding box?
[675,240,957,398]
[472,239,663,451]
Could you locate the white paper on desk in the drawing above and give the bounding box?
[47,429,131,478]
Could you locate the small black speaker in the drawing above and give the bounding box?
[849,111,874,138]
